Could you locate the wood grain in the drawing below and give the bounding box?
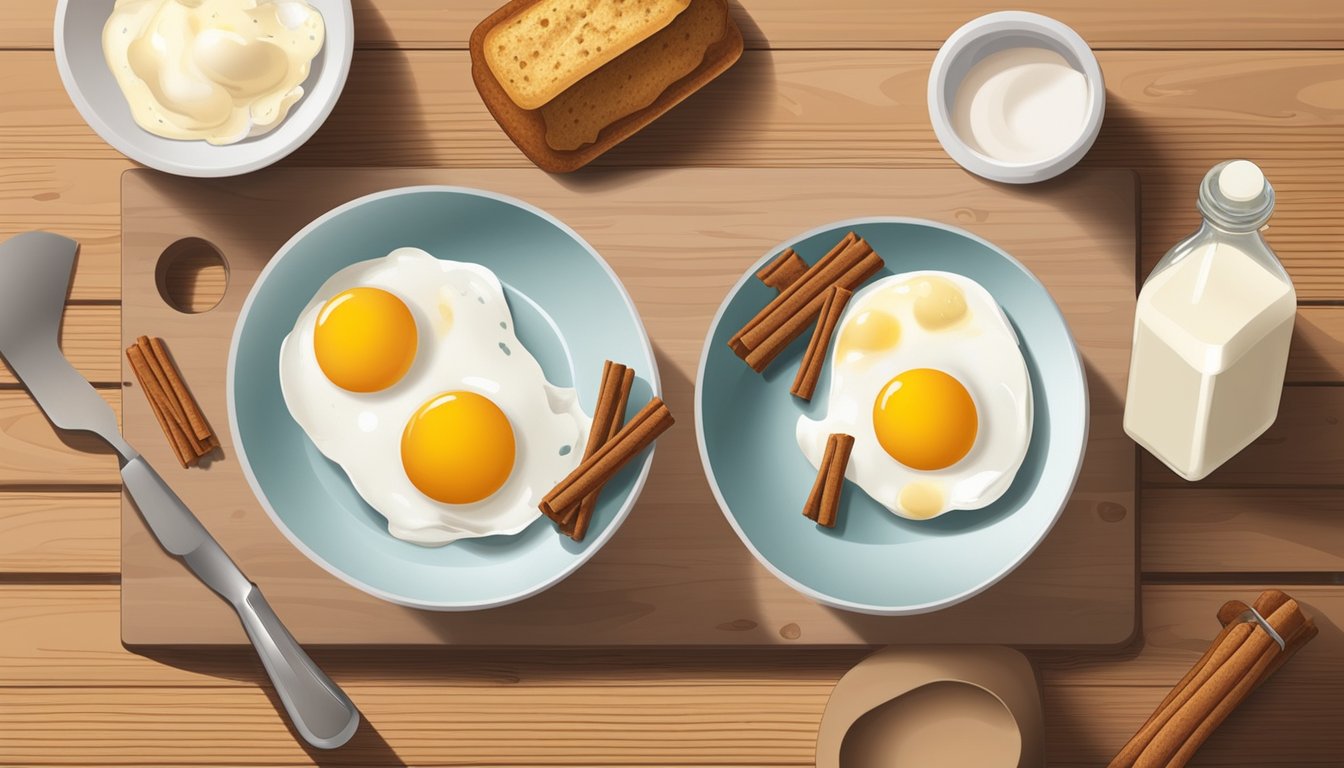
[118,166,1136,647]
[7,50,1344,297]
[0,585,1338,765]
[0,492,119,573]
[14,1,1344,50]
[0,390,119,486]
[3,584,1336,688]
[1143,489,1344,573]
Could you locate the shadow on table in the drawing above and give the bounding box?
[258,683,406,768]
[554,3,775,192]
[285,5,428,169]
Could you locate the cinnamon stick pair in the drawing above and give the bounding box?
[730,232,883,373]
[540,361,674,541]
[803,433,853,528]
[125,336,218,468]
[1108,589,1317,768]
[544,361,635,541]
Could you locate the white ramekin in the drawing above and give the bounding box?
[928,12,1105,184]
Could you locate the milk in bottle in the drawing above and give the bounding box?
[1124,160,1295,481]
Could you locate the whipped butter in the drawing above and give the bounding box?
[103,0,325,145]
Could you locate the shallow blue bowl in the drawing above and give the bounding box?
[696,218,1087,615]
[229,187,659,610]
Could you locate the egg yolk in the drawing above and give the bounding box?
[911,275,968,330]
[873,368,978,470]
[836,309,902,359]
[401,391,516,505]
[313,287,418,393]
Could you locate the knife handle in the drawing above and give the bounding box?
[237,587,361,749]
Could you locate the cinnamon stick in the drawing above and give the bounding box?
[540,397,674,519]
[817,434,853,528]
[1167,613,1316,767]
[741,239,882,372]
[756,248,808,292]
[803,438,838,522]
[791,286,851,400]
[730,232,858,355]
[803,433,852,528]
[127,345,193,468]
[149,336,212,441]
[135,337,206,457]
[1133,598,1306,767]
[568,365,634,541]
[730,231,882,368]
[550,361,634,541]
[1108,590,1316,768]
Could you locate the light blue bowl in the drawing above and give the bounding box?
[696,218,1087,615]
[228,187,659,610]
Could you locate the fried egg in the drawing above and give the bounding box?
[279,247,589,546]
[797,271,1032,520]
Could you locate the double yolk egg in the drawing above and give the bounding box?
[279,249,588,546]
[311,286,515,505]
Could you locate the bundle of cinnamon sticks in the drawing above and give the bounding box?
[125,336,218,468]
[729,232,883,375]
[1107,589,1317,768]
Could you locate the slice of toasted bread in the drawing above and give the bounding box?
[539,0,726,151]
[470,0,743,173]
[484,0,691,110]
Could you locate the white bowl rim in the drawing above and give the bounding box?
[226,185,662,611]
[53,0,354,178]
[927,10,1106,184]
[694,216,1089,616]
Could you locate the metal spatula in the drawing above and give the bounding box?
[0,232,359,749]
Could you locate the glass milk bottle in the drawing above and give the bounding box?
[1124,160,1295,481]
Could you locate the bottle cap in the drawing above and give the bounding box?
[1218,160,1264,202]
[1199,160,1274,230]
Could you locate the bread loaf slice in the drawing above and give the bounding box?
[484,0,691,110]
[540,0,727,151]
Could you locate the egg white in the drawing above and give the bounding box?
[279,247,590,546]
[796,271,1033,520]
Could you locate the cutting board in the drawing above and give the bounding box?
[121,167,1137,647]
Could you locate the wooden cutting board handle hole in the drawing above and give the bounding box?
[155,237,228,314]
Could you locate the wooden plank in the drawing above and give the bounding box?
[1,583,1335,688]
[7,50,1344,297]
[1,682,1335,767]
[1143,489,1344,573]
[13,1,1344,50]
[118,166,1136,647]
[0,585,1338,765]
[1043,682,1343,767]
[20,485,1344,580]
[0,390,120,486]
[1290,307,1344,382]
[1142,387,1344,486]
[0,491,119,573]
[0,158,126,301]
[0,305,120,387]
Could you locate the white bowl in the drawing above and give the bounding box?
[927,11,1104,184]
[54,0,353,178]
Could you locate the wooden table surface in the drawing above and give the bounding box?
[1,1,1343,765]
